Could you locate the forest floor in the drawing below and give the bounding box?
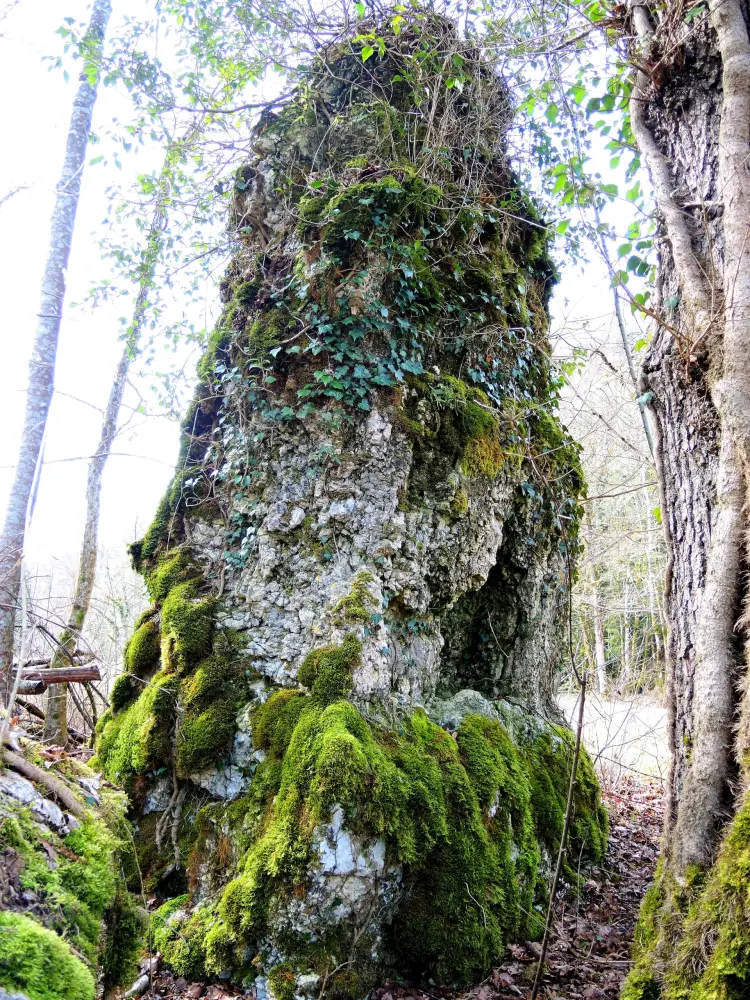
[139,774,663,1000]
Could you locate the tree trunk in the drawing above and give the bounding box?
[0,0,111,704]
[624,0,750,994]
[42,142,176,745]
[592,594,608,694]
[93,14,607,992]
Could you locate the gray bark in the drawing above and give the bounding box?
[631,0,750,870]
[0,0,112,704]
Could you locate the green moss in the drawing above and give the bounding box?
[297,634,361,703]
[624,793,750,1000]
[100,890,146,990]
[94,670,176,786]
[160,581,216,672]
[252,689,307,759]
[177,700,237,775]
[146,551,196,603]
[246,308,295,361]
[151,896,218,980]
[526,726,608,863]
[164,690,605,987]
[269,962,298,1000]
[110,672,141,713]
[0,776,140,994]
[125,617,161,676]
[235,278,262,307]
[0,912,96,1000]
[450,487,470,519]
[131,471,192,569]
[331,571,377,626]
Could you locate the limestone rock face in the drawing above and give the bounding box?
[96,10,604,997]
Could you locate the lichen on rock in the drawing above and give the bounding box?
[95,7,600,995]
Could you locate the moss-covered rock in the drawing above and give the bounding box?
[96,7,598,995]
[0,746,144,997]
[623,793,750,1000]
[151,678,606,987]
[0,912,96,1000]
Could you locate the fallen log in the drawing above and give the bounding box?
[20,666,101,685]
[1,748,85,817]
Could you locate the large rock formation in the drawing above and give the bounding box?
[95,11,606,995]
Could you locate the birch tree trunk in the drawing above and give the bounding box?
[42,151,173,745]
[592,595,607,694]
[0,0,111,704]
[624,0,750,992]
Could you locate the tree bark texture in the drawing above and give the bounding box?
[624,1,750,995]
[0,0,111,704]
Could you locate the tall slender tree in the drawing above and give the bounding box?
[41,136,182,745]
[0,0,111,703]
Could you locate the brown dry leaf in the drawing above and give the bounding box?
[491,970,514,988]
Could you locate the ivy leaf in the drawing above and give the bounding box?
[684,4,706,21]
[401,358,425,374]
[361,44,375,62]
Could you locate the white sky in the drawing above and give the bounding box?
[0,0,621,577]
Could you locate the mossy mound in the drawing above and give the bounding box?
[141,635,606,991]
[0,748,144,998]
[623,791,750,1000]
[0,912,96,1000]
[94,556,251,796]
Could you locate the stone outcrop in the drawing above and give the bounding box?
[95,10,606,996]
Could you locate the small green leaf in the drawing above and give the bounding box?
[355,1,366,15]
[361,44,374,62]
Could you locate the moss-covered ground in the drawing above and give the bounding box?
[0,753,144,999]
